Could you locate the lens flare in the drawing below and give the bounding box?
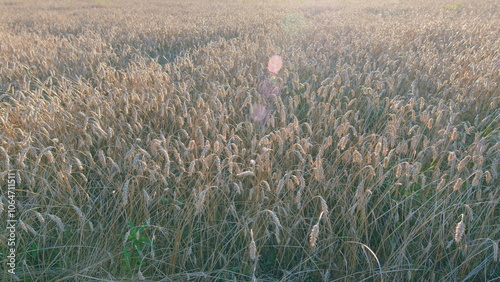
[258,75,283,98]
[251,103,269,123]
[267,55,283,74]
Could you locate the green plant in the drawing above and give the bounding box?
[118,221,154,274]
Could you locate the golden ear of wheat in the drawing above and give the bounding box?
[319,196,329,215]
[249,229,257,260]
[453,178,463,191]
[454,214,465,243]
[309,224,319,247]
[45,213,65,233]
[122,179,130,206]
[309,211,324,248]
[265,209,281,243]
[236,171,255,177]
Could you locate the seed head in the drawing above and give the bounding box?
[310,224,319,248]
[454,214,465,243]
[249,229,257,260]
[453,178,463,191]
[236,171,255,177]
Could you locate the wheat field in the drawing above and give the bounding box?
[0,0,499,281]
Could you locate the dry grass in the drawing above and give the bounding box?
[0,0,499,280]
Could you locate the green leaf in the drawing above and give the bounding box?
[139,237,153,246]
[123,245,131,270]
